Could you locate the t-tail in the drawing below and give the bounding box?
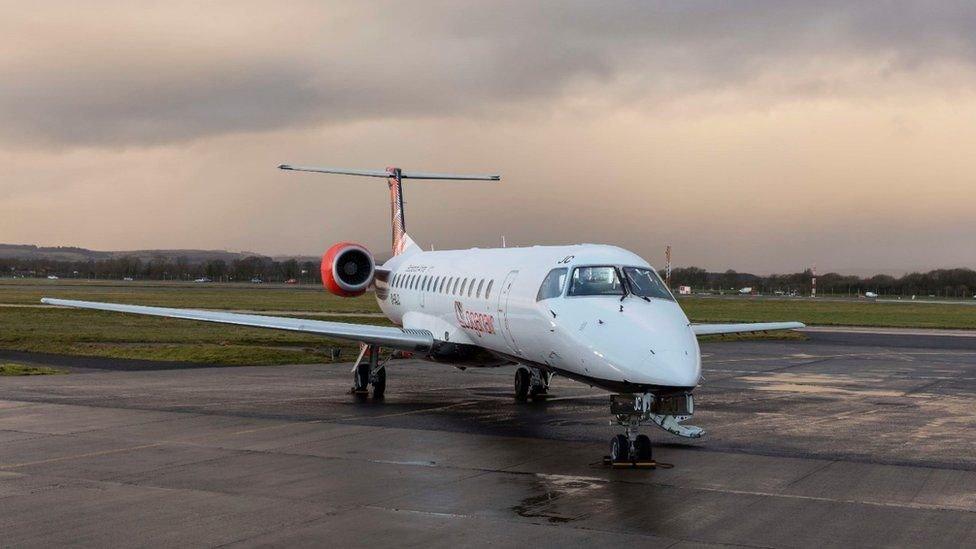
[278,164,500,256]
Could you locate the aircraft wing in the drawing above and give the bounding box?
[40,298,433,352]
[691,321,805,336]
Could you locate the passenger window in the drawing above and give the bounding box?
[395,274,401,287]
[411,275,418,290]
[485,280,493,299]
[452,278,460,295]
[433,277,439,292]
[537,268,568,301]
[460,278,468,296]
[439,277,446,293]
[476,279,484,298]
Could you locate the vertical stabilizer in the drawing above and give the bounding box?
[386,167,410,256]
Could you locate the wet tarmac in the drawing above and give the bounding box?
[1,331,975,547]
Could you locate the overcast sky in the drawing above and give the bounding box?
[2,1,975,273]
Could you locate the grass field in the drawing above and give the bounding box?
[0,279,376,312]
[0,279,973,366]
[681,297,976,330]
[0,363,67,376]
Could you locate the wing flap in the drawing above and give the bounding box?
[692,321,805,336]
[41,298,433,352]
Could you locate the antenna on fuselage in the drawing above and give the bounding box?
[278,164,499,256]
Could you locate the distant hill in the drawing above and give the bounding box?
[0,244,274,263]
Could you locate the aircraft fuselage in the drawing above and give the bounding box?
[377,243,701,394]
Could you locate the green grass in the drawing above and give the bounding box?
[0,363,67,376]
[679,297,976,330]
[0,279,378,313]
[0,307,389,365]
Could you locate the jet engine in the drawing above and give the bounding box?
[321,242,375,297]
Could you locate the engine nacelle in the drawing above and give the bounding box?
[321,242,375,297]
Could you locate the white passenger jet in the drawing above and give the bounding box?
[43,165,803,464]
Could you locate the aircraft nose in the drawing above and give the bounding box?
[564,300,702,388]
[645,349,701,387]
[596,342,700,388]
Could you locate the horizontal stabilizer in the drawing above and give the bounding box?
[279,164,499,181]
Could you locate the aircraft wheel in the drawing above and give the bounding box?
[514,368,530,402]
[372,367,386,399]
[354,363,370,399]
[633,434,653,461]
[610,434,630,463]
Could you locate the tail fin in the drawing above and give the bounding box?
[279,164,499,256]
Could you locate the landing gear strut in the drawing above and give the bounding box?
[605,393,703,468]
[514,366,551,401]
[352,344,387,399]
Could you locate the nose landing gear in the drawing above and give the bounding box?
[607,417,655,467]
[605,392,703,468]
[514,366,551,401]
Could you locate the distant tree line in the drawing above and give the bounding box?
[0,255,321,284]
[666,267,976,298]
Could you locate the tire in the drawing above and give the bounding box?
[514,368,530,402]
[372,367,386,399]
[633,434,652,462]
[610,434,630,463]
[354,363,370,397]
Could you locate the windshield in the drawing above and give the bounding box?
[568,266,624,296]
[623,267,675,301]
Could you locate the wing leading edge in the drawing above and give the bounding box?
[40,298,433,352]
[691,321,805,336]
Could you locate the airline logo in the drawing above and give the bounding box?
[455,301,495,335]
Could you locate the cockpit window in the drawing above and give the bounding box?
[536,268,567,301]
[623,267,675,301]
[568,266,624,296]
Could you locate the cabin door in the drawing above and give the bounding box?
[496,270,520,355]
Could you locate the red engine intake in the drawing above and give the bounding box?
[321,242,375,297]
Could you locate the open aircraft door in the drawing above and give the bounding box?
[496,270,521,356]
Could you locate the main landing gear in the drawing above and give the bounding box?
[605,393,704,468]
[352,344,387,399]
[514,366,551,401]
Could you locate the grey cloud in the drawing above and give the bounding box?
[3,1,976,147]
